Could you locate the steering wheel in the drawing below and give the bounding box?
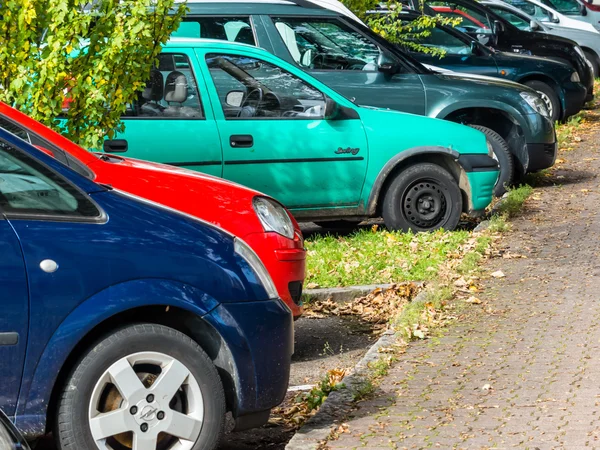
[238,87,264,118]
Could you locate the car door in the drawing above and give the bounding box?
[0,215,28,417]
[408,25,499,77]
[111,50,223,176]
[262,15,427,116]
[198,49,368,210]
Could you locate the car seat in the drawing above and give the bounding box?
[235,27,255,45]
[140,69,164,116]
[163,71,202,118]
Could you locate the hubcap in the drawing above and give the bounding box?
[536,90,554,118]
[88,352,204,450]
[403,181,448,229]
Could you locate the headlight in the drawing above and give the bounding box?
[253,197,295,239]
[571,71,581,83]
[520,91,550,118]
[234,237,279,299]
[487,140,498,161]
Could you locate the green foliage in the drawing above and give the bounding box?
[495,185,534,217]
[341,0,461,57]
[0,0,187,148]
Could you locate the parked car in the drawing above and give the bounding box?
[0,102,306,318]
[0,125,293,449]
[502,0,599,32]
[170,1,550,195]
[579,0,600,32]
[531,0,600,31]
[102,38,500,230]
[403,0,595,102]
[482,0,600,76]
[378,8,586,122]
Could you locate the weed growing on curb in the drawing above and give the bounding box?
[494,185,534,217]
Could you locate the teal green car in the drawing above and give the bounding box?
[106,38,499,232]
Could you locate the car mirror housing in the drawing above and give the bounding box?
[529,20,540,31]
[226,90,245,107]
[492,19,505,35]
[377,53,399,74]
[324,96,359,121]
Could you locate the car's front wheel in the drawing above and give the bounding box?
[382,163,462,232]
[468,125,513,197]
[56,324,225,450]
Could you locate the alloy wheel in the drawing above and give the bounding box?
[536,90,554,119]
[88,351,204,450]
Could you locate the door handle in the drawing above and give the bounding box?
[104,139,129,153]
[230,135,254,148]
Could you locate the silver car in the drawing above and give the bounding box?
[483,0,600,77]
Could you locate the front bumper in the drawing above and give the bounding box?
[244,231,306,318]
[456,154,499,212]
[526,142,558,172]
[205,298,293,426]
[562,81,588,120]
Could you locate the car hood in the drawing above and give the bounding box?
[493,51,573,74]
[423,66,538,93]
[87,154,270,237]
[357,106,491,156]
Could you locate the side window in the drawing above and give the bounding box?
[206,54,327,120]
[0,116,94,179]
[429,3,492,31]
[488,7,533,30]
[180,17,256,45]
[272,17,392,71]
[0,140,100,219]
[403,24,471,55]
[123,53,204,119]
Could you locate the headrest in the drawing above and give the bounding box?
[164,71,188,104]
[141,69,164,102]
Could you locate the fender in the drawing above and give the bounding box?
[14,278,246,437]
[365,146,460,215]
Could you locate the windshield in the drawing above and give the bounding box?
[487,5,536,30]
[540,0,582,14]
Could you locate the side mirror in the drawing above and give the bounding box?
[529,20,541,31]
[104,139,128,153]
[492,20,505,35]
[377,53,399,74]
[550,12,560,22]
[470,40,479,55]
[324,97,339,120]
[581,2,588,15]
[226,90,245,107]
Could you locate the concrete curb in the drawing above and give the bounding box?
[303,283,424,304]
[285,290,430,450]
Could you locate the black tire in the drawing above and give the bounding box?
[584,50,599,79]
[523,80,561,122]
[56,324,225,450]
[314,220,361,229]
[382,163,462,232]
[468,124,514,197]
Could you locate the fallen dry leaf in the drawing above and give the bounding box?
[491,270,505,278]
[465,296,482,305]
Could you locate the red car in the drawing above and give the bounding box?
[0,102,306,317]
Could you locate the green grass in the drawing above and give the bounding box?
[494,185,534,217]
[305,228,471,288]
[394,286,453,341]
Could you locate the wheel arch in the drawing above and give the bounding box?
[442,106,528,173]
[367,147,470,216]
[15,279,244,439]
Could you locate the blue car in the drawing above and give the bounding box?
[0,128,293,450]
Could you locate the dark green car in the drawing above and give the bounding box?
[174,0,557,195]
[388,9,587,123]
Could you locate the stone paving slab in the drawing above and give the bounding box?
[321,133,600,448]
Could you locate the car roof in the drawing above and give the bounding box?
[180,0,361,21]
[166,37,260,50]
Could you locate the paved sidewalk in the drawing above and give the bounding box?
[325,136,600,448]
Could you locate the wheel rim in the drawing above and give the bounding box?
[536,90,554,118]
[402,180,448,229]
[88,351,204,450]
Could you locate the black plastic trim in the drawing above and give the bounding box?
[225,157,364,165]
[457,154,499,172]
[166,161,222,167]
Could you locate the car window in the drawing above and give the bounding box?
[429,3,492,31]
[0,115,94,179]
[541,0,581,14]
[206,53,327,120]
[487,6,533,30]
[272,17,393,71]
[181,17,255,45]
[503,0,554,20]
[402,22,471,55]
[123,53,204,119]
[0,139,101,219]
